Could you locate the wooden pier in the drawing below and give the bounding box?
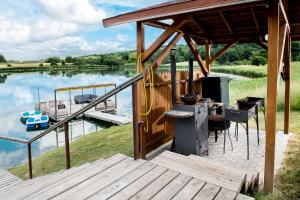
[84,111,132,125]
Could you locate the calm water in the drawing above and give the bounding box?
[0,69,134,169]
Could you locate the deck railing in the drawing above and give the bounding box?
[0,73,144,179]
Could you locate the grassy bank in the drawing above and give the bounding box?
[9,124,133,179]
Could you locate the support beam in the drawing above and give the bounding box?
[210,42,235,64]
[284,34,291,134]
[183,33,207,76]
[251,7,263,42]
[135,22,146,159]
[143,17,187,62]
[151,32,184,70]
[255,41,268,50]
[264,0,279,192]
[277,23,288,87]
[205,42,211,72]
[219,11,233,34]
[279,0,290,31]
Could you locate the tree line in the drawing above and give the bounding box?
[2,41,300,66]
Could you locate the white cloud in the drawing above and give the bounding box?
[31,19,78,41]
[92,0,171,9]
[40,0,107,25]
[0,16,31,44]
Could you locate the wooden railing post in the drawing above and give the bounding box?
[64,122,71,169]
[28,143,33,179]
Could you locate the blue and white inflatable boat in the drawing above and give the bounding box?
[21,111,42,120]
[26,115,49,128]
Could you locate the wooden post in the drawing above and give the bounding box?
[64,122,71,169]
[205,42,211,73]
[134,22,146,159]
[264,0,279,192]
[284,34,291,134]
[28,143,33,179]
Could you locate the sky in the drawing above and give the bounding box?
[0,0,172,61]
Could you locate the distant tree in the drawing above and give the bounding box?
[0,54,6,63]
[7,63,12,67]
[61,60,66,65]
[46,57,61,65]
[102,55,124,66]
[65,56,74,63]
[39,63,43,67]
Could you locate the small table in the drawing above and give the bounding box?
[225,104,259,160]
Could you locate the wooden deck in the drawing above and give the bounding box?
[0,152,256,199]
[37,100,116,121]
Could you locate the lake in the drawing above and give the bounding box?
[0,68,134,169]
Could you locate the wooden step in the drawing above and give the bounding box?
[151,151,245,193]
[0,164,88,196]
[188,154,259,192]
[52,158,146,200]
[236,194,255,200]
[0,169,22,191]
[22,154,128,200]
[1,155,124,200]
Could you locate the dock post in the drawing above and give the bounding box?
[28,143,33,179]
[64,122,71,169]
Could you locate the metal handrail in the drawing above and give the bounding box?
[0,72,144,178]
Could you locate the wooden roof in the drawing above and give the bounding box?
[103,0,300,44]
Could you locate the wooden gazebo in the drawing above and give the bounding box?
[103,0,299,192]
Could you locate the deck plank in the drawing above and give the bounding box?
[109,166,167,200]
[236,194,255,200]
[172,178,206,200]
[193,183,221,200]
[53,158,146,200]
[188,154,259,192]
[164,151,246,182]
[3,154,126,200]
[151,173,192,200]
[214,188,238,200]
[88,162,156,200]
[129,169,179,200]
[151,153,243,192]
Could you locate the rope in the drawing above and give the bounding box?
[137,54,155,133]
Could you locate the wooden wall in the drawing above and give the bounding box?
[136,69,204,158]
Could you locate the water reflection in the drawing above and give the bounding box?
[0,68,133,169]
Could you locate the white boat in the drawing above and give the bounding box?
[21,111,42,120]
[26,115,49,128]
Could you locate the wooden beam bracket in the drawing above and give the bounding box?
[210,42,235,64]
[142,16,187,62]
[183,33,207,76]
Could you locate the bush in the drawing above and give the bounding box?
[39,63,43,67]
[7,63,12,67]
[61,60,66,65]
[251,56,267,66]
[50,62,57,66]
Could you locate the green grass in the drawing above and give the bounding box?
[212,65,267,78]
[9,124,133,179]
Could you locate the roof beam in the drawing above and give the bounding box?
[251,7,263,42]
[210,42,235,64]
[255,42,268,50]
[219,11,233,34]
[145,20,207,40]
[103,0,266,27]
[183,33,207,76]
[151,32,184,70]
[142,16,187,62]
